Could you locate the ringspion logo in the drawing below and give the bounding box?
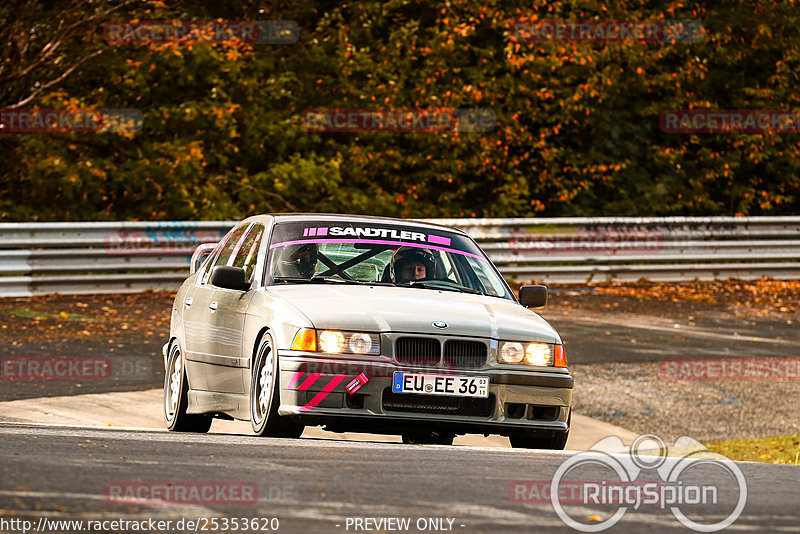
[515,434,746,532]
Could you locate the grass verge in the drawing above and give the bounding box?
[706,434,800,464]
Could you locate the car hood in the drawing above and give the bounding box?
[265,284,559,343]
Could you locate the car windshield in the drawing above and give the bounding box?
[267,220,513,300]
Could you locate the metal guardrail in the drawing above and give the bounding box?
[429,216,800,284]
[0,217,798,297]
[0,222,232,297]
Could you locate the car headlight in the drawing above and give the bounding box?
[498,341,566,367]
[291,328,380,355]
[525,342,553,366]
[319,330,346,353]
[498,341,525,363]
[348,332,376,354]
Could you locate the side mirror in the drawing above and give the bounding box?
[190,243,217,274]
[210,266,251,292]
[519,285,548,308]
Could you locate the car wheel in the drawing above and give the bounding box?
[164,343,212,433]
[402,431,455,445]
[251,333,304,438]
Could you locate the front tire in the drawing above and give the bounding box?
[164,343,212,433]
[251,333,304,438]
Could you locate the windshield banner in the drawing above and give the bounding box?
[269,221,483,260]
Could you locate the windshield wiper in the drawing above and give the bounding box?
[404,280,481,294]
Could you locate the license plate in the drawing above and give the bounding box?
[392,372,489,398]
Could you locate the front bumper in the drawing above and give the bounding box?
[277,352,573,437]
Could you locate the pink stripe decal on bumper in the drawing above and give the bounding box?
[296,373,321,391]
[288,371,304,390]
[298,374,347,412]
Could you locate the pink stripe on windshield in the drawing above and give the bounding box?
[428,235,451,246]
[269,238,487,262]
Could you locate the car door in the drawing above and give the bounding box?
[180,242,219,391]
[205,223,265,394]
[184,223,249,391]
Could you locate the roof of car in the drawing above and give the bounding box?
[246,213,469,235]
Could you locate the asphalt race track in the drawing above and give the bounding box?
[1,423,799,533]
[2,292,799,533]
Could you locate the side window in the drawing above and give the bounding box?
[198,241,225,285]
[232,223,265,282]
[200,224,248,285]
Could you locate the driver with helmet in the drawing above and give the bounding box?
[391,247,436,283]
[275,243,318,279]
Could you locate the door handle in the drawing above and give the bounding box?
[209,301,219,312]
[184,297,193,308]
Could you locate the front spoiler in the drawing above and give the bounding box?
[276,353,573,437]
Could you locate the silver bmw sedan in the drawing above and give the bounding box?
[163,213,573,448]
